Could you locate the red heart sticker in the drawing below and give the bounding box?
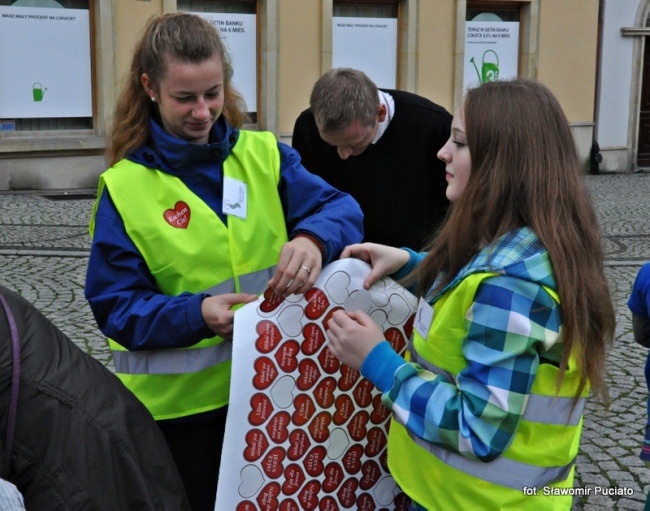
[347,411,370,442]
[260,288,285,313]
[322,462,345,493]
[298,480,321,510]
[236,501,257,511]
[370,393,390,424]
[318,496,338,511]
[385,326,407,354]
[287,429,311,461]
[322,306,344,331]
[313,376,337,409]
[404,312,415,339]
[352,378,374,408]
[279,499,300,511]
[302,445,326,477]
[266,411,291,444]
[243,429,269,462]
[255,320,283,353]
[338,364,360,391]
[262,446,286,479]
[304,288,330,319]
[333,394,354,425]
[253,357,278,390]
[163,201,191,228]
[297,358,321,391]
[282,463,306,495]
[395,492,412,510]
[337,478,359,508]
[356,493,376,511]
[342,444,364,474]
[292,394,316,426]
[275,340,300,373]
[256,482,281,511]
[249,392,274,425]
[359,460,381,490]
[318,346,340,374]
[308,411,332,443]
[301,323,326,356]
[365,427,387,457]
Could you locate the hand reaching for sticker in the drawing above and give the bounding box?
[201,293,258,339]
[326,309,384,371]
[268,236,323,297]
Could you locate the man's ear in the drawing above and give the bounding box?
[377,104,387,123]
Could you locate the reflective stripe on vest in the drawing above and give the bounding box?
[408,346,585,427]
[406,346,584,490]
[110,266,275,375]
[113,342,232,375]
[204,266,277,296]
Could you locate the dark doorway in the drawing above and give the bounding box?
[637,38,650,167]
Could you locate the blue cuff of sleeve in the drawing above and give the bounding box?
[391,248,426,280]
[360,340,406,393]
[187,293,212,335]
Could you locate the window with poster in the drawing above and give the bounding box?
[0,0,93,133]
[463,1,521,90]
[178,0,258,124]
[332,0,398,89]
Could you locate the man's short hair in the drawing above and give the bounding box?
[309,68,380,133]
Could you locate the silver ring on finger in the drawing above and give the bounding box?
[300,265,311,274]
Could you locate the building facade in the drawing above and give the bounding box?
[597,0,650,172]
[0,0,609,190]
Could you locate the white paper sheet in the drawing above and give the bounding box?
[216,258,417,510]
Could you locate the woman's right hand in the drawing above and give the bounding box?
[201,293,258,340]
[340,243,410,289]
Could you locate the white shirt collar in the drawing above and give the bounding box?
[372,90,395,144]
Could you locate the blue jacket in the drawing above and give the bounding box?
[85,116,363,350]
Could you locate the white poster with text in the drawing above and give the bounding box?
[463,21,519,90]
[333,17,397,89]
[198,12,257,114]
[0,6,92,118]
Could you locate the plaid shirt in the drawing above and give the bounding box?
[362,227,563,461]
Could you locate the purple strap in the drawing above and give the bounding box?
[0,292,20,474]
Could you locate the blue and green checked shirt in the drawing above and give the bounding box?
[362,227,563,462]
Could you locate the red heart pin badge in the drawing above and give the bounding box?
[163,201,191,229]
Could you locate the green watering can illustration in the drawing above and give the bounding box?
[32,83,47,102]
[470,49,499,84]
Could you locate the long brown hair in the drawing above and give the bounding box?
[411,79,614,401]
[106,12,248,166]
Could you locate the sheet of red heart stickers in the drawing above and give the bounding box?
[216,259,417,511]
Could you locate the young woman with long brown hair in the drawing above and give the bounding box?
[327,79,615,510]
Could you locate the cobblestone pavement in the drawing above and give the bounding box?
[0,173,648,509]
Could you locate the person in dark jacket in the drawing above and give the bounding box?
[292,67,452,250]
[0,285,191,510]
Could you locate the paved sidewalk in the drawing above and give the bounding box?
[0,173,648,509]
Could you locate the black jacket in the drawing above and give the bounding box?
[0,285,190,510]
[292,89,452,250]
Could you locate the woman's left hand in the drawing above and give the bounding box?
[326,310,384,371]
[268,236,323,297]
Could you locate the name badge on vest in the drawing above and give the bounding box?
[414,297,434,339]
[223,176,248,219]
